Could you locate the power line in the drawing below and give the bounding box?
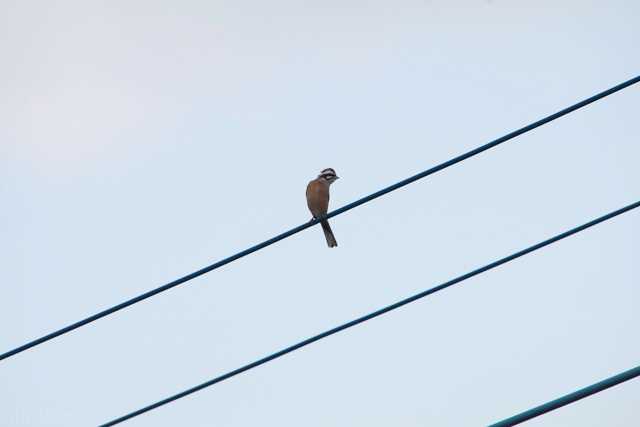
[489,364,640,426]
[100,200,640,426]
[2,76,638,362]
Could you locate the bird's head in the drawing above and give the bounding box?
[318,168,339,184]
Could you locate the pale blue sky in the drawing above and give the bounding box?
[2,1,639,426]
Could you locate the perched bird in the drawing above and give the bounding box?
[306,168,340,248]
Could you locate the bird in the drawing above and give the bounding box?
[306,168,340,248]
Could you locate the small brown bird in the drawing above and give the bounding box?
[306,168,340,247]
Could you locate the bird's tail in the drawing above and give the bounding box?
[321,220,338,248]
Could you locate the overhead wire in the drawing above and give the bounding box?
[100,199,640,426]
[489,364,640,426]
[2,75,638,362]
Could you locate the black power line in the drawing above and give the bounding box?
[489,364,640,426]
[2,75,638,362]
[100,200,640,426]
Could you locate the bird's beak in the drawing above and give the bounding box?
[335,176,340,179]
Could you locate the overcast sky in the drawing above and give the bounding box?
[2,1,639,426]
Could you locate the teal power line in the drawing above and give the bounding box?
[489,365,640,426]
[100,200,640,426]
[2,74,639,362]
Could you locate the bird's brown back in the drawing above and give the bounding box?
[306,179,330,218]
